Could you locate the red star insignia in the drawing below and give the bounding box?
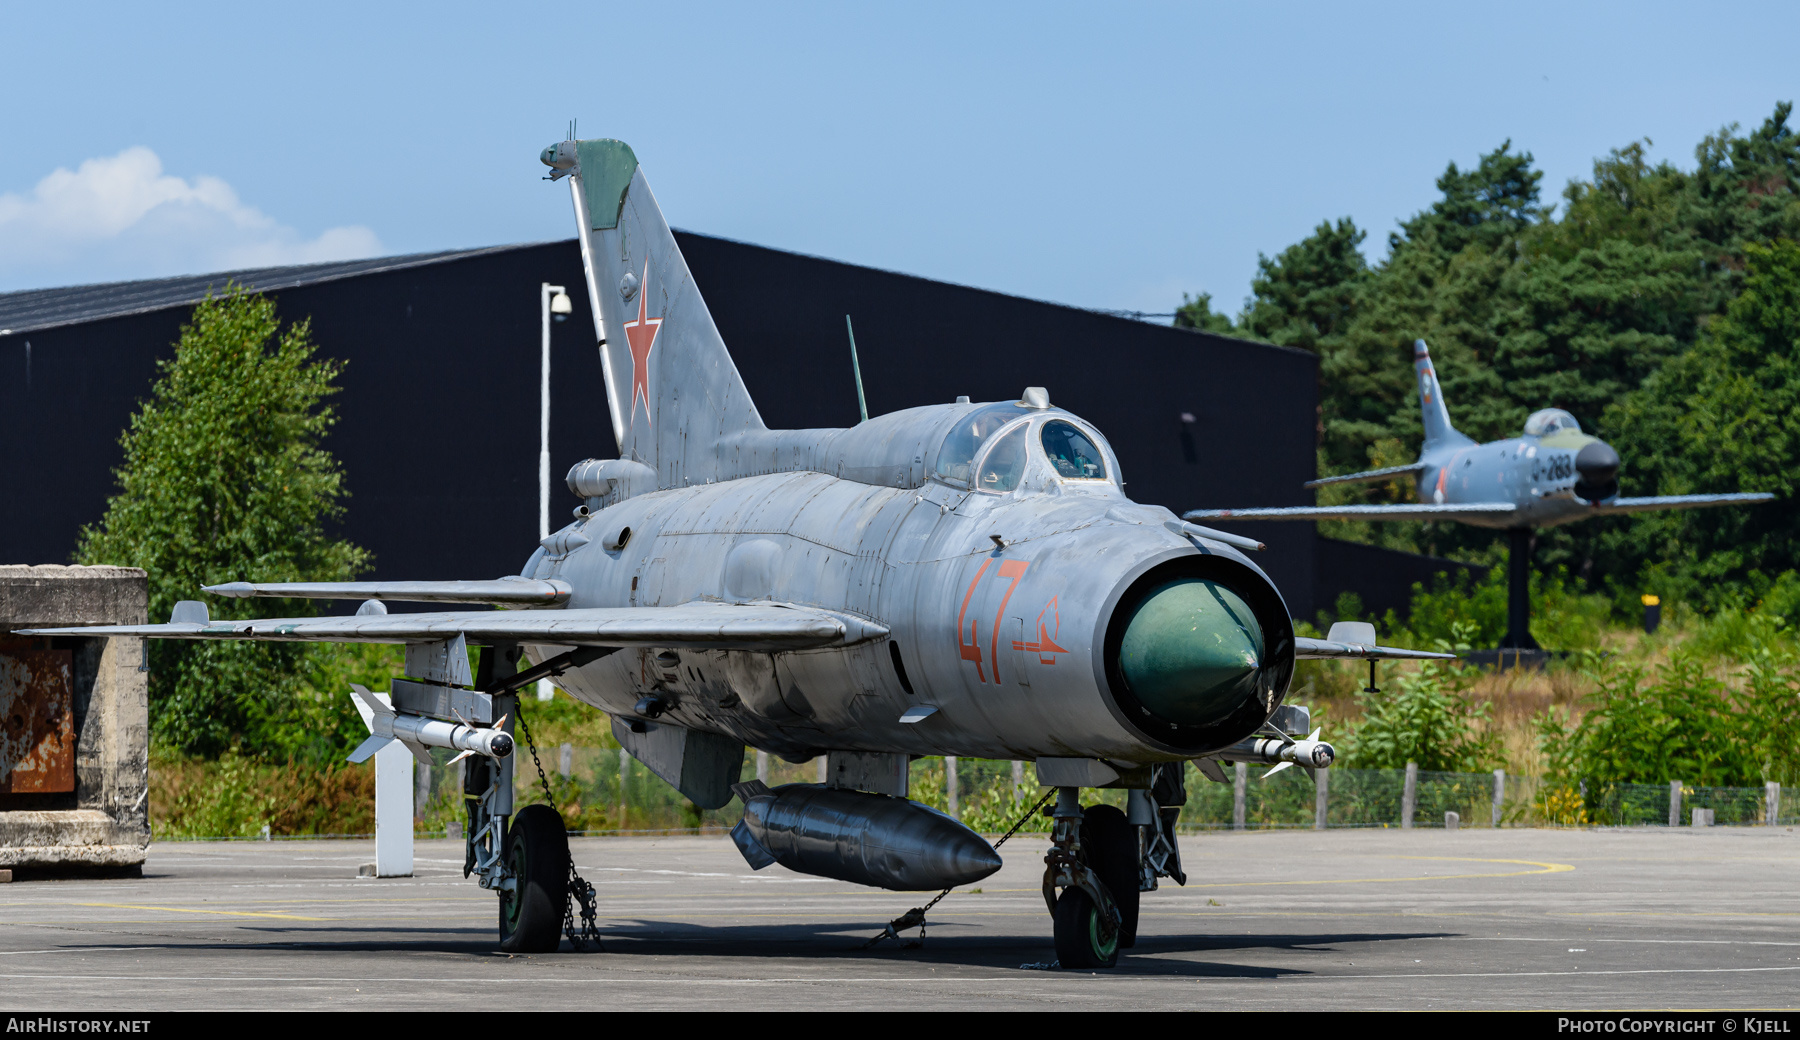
[623,264,662,426]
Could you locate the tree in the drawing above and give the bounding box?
[1172,291,1238,334]
[77,288,370,758]
[1239,217,1369,352]
[1601,239,1800,608]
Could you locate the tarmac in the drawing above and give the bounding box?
[1,826,1797,1011]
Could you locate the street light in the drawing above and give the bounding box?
[537,282,570,701]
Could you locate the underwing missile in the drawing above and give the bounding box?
[347,684,513,766]
[729,782,1002,891]
[1220,730,1336,772]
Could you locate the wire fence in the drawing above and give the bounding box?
[402,750,1793,837]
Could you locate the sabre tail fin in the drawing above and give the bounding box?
[1413,340,1470,450]
[544,137,765,487]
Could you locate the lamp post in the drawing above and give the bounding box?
[538,282,571,702]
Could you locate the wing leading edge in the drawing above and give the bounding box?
[1185,503,1517,523]
[18,602,888,651]
[1589,492,1775,515]
[202,578,571,606]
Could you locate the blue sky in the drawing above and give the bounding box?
[2,1,1794,312]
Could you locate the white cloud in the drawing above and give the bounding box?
[0,147,382,289]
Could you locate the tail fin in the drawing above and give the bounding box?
[543,138,765,488]
[1413,340,1467,449]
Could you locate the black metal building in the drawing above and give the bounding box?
[0,234,1474,621]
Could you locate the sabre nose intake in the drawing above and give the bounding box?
[1574,440,1621,501]
[1117,578,1265,728]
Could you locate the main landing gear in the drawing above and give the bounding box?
[499,804,570,952]
[1044,764,1186,969]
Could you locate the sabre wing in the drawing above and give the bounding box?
[1302,462,1426,489]
[1184,503,1517,523]
[1586,492,1775,515]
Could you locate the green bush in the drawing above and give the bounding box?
[1536,647,1800,788]
[1339,633,1500,772]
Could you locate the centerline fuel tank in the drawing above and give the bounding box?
[730,783,1002,891]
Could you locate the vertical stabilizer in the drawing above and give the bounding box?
[1413,340,1468,449]
[542,139,765,488]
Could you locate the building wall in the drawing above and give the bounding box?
[0,236,1321,615]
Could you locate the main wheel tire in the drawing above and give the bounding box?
[1082,804,1141,948]
[498,804,569,953]
[1053,887,1120,969]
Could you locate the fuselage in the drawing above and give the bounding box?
[526,398,1294,765]
[1417,425,1621,529]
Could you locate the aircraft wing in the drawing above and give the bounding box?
[17,602,887,651]
[202,578,571,606]
[1587,492,1776,515]
[1302,462,1426,489]
[1184,503,1516,523]
[1294,637,1456,661]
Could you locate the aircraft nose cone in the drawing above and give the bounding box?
[1576,440,1620,483]
[1118,578,1264,728]
[1575,440,1621,500]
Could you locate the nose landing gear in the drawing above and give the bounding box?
[1045,765,1186,968]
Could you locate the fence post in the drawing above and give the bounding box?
[1233,761,1247,830]
[1768,781,1781,826]
[1401,761,1418,829]
[619,748,631,825]
[1012,759,1025,795]
[946,757,960,818]
[1314,767,1328,830]
[816,756,828,783]
[373,739,414,877]
[1669,780,1682,827]
[559,742,573,779]
[1492,769,1505,828]
[415,760,431,823]
[756,750,770,783]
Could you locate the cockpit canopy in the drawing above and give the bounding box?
[932,401,1116,494]
[1523,408,1582,438]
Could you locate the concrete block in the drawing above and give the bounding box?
[1445,811,1459,831]
[0,566,148,873]
[1692,808,1714,828]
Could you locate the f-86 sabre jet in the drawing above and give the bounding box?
[1187,340,1773,649]
[24,137,1450,968]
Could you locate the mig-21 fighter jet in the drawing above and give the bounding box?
[1187,341,1773,650]
[23,138,1452,968]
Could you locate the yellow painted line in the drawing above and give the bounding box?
[974,856,1573,893]
[1174,855,1572,888]
[1553,911,1800,918]
[75,902,328,921]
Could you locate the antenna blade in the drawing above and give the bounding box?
[846,315,868,423]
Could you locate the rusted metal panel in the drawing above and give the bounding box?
[0,650,74,793]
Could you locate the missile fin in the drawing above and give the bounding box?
[399,738,433,766]
[348,734,390,764]
[349,683,393,729]
[1261,761,1292,779]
